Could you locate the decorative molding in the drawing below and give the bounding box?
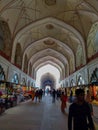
[46,24,54,29]
[45,0,56,6]
[44,39,55,45]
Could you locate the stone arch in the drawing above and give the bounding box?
[90,68,98,83]
[14,43,22,68]
[28,48,69,77]
[23,37,75,73]
[12,17,86,65]
[0,20,12,59]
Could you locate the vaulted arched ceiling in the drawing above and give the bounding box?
[32,56,65,80]
[0,0,98,80]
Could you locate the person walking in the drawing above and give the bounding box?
[85,90,93,116]
[68,88,95,130]
[52,89,56,103]
[38,89,43,102]
[31,89,35,101]
[34,90,39,102]
[69,88,73,103]
[60,91,67,114]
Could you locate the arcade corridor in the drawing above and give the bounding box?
[0,0,98,129]
[0,94,98,130]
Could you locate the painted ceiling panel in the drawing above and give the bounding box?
[0,0,98,78]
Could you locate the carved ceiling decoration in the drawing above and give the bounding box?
[46,24,54,29]
[44,0,56,6]
[43,39,55,46]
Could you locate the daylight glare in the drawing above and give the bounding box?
[36,64,60,89]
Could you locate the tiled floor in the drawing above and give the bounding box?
[0,95,98,130]
[0,95,68,130]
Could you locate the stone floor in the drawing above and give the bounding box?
[0,95,68,130]
[93,105,98,130]
[0,94,98,130]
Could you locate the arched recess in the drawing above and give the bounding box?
[70,79,76,87]
[40,73,56,89]
[11,73,19,84]
[21,77,26,86]
[87,22,98,58]
[77,75,85,86]
[90,68,98,83]
[23,54,28,74]
[0,20,12,59]
[0,65,6,81]
[14,43,22,68]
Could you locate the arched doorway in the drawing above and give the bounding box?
[41,73,56,90]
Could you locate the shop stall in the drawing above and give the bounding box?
[0,81,21,108]
[89,82,98,105]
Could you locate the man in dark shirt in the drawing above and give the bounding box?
[68,88,95,130]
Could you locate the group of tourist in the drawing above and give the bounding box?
[31,89,43,102]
